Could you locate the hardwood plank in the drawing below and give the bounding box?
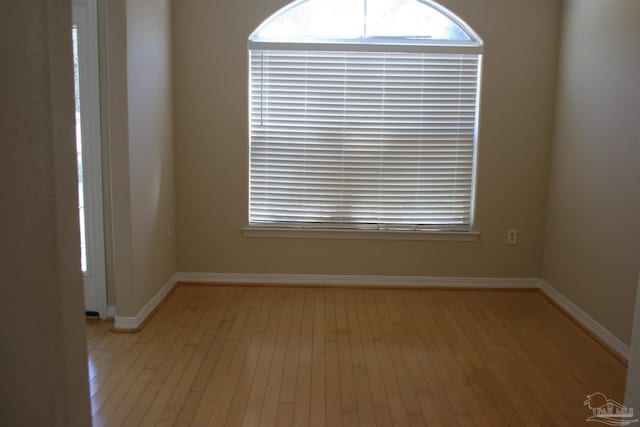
[291,289,315,427]
[258,288,295,427]
[274,402,295,427]
[343,289,377,427]
[309,289,327,427]
[133,289,214,425]
[335,289,359,427]
[354,290,395,427]
[278,287,304,405]
[222,288,278,427]
[364,290,411,426]
[205,288,265,427]
[324,289,343,427]
[229,290,279,426]
[173,289,256,426]
[391,291,461,427]
[155,334,215,426]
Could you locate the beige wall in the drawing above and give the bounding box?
[542,0,640,345]
[0,2,91,425]
[106,0,177,316]
[172,0,561,277]
[125,0,177,315]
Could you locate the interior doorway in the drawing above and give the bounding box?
[72,0,107,318]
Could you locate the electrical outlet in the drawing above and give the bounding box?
[507,229,518,245]
[166,227,171,241]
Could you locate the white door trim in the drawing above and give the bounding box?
[625,273,640,409]
[73,0,107,319]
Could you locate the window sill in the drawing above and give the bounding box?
[242,226,480,241]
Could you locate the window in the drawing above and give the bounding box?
[248,0,483,234]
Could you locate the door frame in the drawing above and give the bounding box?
[73,0,108,318]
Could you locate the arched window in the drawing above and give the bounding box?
[248,0,483,232]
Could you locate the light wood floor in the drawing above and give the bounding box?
[87,285,626,426]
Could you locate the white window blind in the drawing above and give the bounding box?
[249,49,481,231]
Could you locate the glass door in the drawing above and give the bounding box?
[72,0,107,318]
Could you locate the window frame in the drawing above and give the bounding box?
[246,0,484,240]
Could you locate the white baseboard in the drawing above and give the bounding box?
[539,279,630,361]
[177,272,540,289]
[131,272,628,361]
[113,273,178,331]
[106,305,117,319]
